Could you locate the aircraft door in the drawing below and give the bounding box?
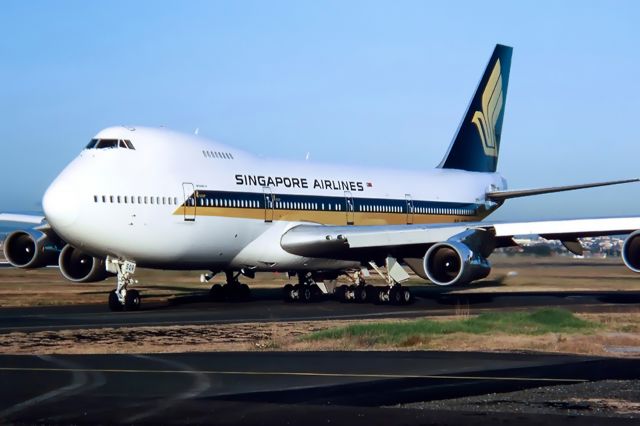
[405,194,414,225]
[344,191,355,225]
[182,182,197,221]
[263,187,274,222]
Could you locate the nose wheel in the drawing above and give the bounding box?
[107,258,141,312]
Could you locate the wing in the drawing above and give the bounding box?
[280,216,640,284]
[1,213,48,242]
[0,213,46,225]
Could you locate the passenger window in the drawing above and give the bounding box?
[93,195,98,203]
[102,196,106,202]
[124,196,128,204]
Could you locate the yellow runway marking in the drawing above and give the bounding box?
[0,367,587,383]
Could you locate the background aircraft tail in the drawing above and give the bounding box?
[438,44,512,173]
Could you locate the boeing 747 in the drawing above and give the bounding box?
[4,44,640,311]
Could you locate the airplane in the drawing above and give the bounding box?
[3,43,640,312]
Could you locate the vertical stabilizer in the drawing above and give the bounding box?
[439,44,512,173]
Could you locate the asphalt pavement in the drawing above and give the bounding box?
[1,351,639,425]
[1,287,639,334]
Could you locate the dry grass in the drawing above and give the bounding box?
[2,311,640,358]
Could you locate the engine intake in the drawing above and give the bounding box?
[424,241,491,286]
[59,244,112,283]
[622,230,640,272]
[3,230,59,268]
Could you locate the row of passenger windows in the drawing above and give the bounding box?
[357,205,472,215]
[86,139,136,150]
[93,195,178,205]
[194,197,344,211]
[194,196,473,215]
[202,150,234,159]
[91,192,474,216]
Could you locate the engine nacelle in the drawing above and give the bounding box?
[58,244,112,283]
[622,230,640,273]
[3,230,59,268]
[423,241,491,286]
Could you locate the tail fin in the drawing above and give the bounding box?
[439,44,512,173]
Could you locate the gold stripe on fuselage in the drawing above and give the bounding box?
[173,206,485,225]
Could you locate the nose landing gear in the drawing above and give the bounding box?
[107,257,141,312]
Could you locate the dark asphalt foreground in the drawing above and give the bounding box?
[1,288,640,334]
[1,351,639,425]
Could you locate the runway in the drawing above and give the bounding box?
[0,351,638,425]
[0,287,639,334]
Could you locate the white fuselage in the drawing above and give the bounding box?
[42,126,506,272]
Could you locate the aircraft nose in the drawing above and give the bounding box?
[42,174,79,229]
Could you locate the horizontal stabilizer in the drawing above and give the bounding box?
[486,178,639,202]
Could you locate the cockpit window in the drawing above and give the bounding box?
[85,139,136,150]
[96,139,119,149]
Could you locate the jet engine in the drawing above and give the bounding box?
[58,244,112,283]
[3,230,59,268]
[423,240,491,286]
[622,230,640,273]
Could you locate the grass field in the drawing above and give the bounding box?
[305,309,599,345]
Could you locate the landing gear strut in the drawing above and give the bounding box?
[107,257,141,312]
[335,258,413,305]
[282,273,323,303]
[335,270,376,303]
[208,271,251,301]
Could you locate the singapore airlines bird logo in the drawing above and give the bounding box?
[471,59,503,158]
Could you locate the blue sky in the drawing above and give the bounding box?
[1,1,639,220]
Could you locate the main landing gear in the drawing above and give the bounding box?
[282,273,323,303]
[107,257,141,312]
[205,270,251,301]
[335,258,413,305]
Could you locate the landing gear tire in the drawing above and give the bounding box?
[124,289,141,311]
[335,285,348,303]
[239,283,251,301]
[401,288,412,304]
[354,285,368,303]
[389,287,403,305]
[283,283,295,303]
[108,290,123,312]
[300,285,313,303]
[209,283,224,301]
